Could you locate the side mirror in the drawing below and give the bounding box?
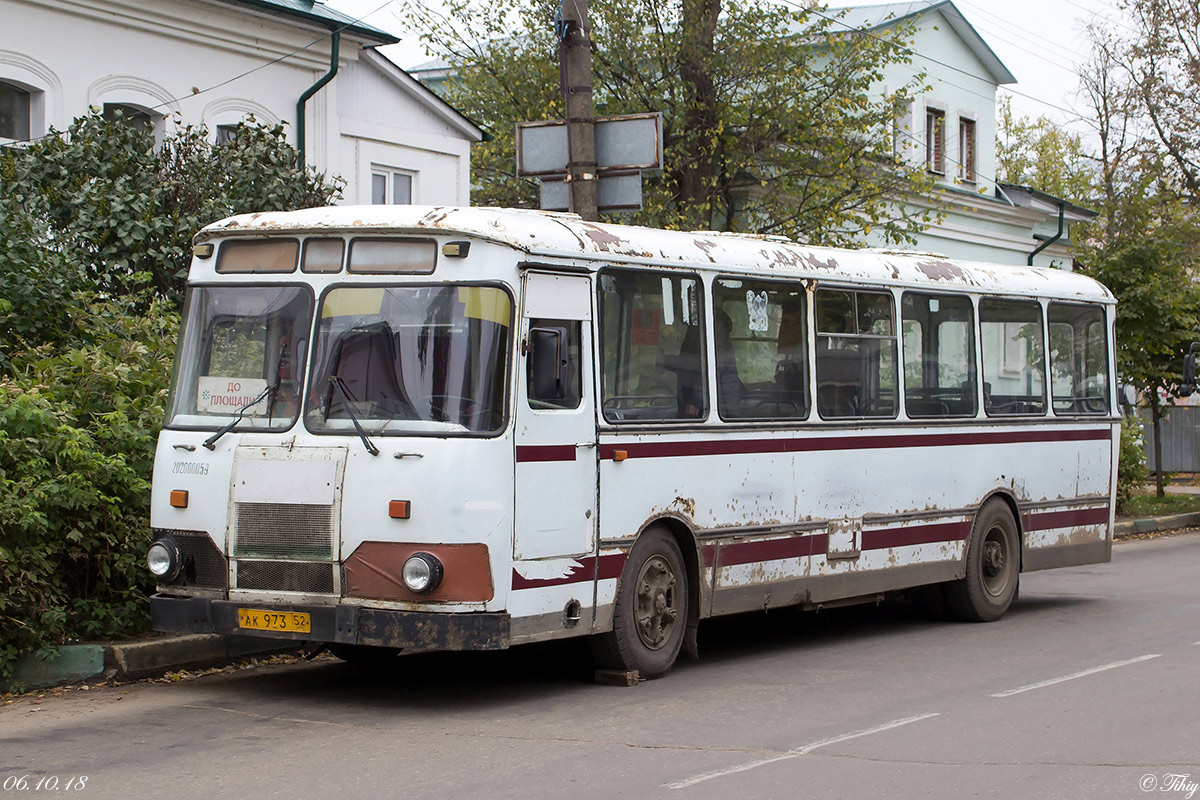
[529,326,568,401]
[1182,343,1199,397]
[1119,383,1137,412]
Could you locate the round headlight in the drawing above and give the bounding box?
[147,538,181,580]
[402,552,444,594]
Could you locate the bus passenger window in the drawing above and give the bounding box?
[1049,303,1109,415]
[815,288,898,419]
[980,298,1046,416]
[713,278,809,420]
[598,270,706,422]
[901,293,977,417]
[527,319,582,410]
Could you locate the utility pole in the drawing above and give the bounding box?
[558,0,598,220]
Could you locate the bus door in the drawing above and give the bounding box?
[513,271,598,561]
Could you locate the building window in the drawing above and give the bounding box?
[0,81,31,141]
[215,124,239,145]
[371,169,413,205]
[925,107,945,174]
[103,103,157,135]
[959,118,977,182]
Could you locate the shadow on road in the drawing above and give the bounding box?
[194,590,1096,712]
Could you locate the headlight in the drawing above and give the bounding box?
[402,552,444,594]
[147,537,181,581]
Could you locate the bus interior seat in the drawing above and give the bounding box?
[325,321,413,418]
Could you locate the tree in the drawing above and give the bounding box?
[995,96,1096,205]
[0,113,343,685]
[405,0,938,245]
[1073,5,1200,496]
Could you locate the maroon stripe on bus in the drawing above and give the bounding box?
[510,552,628,590]
[597,427,1111,461]
[515,445,577,463]
[1023,506,1110,531]
[861,520,971,551]
[715,533,826,568]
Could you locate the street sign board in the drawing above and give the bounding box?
[539,172,644,212]
[516,112,663,177]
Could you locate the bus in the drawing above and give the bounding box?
[147,205,1117,679]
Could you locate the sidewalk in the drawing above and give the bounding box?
[7,503,1198,693]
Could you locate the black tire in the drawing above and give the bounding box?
[947,500,1020,622]
[590,526,689,680]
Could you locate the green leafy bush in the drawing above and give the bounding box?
[0,112,341,684]
[1117,420,1150,512]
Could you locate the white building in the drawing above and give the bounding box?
[0,0,483,206]
[836,1,1094,268]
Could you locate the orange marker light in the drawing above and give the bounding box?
[613,450,628,462]
[389,500,411,519]
[169,490,189,508]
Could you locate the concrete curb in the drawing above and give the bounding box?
[1113,512,1200,538]
[6,635,300,692]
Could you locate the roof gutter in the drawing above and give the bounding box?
[1027,200,1064,266]
[296,29,340,167]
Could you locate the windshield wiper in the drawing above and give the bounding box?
[329,375,380,456]
[202,385,273,451]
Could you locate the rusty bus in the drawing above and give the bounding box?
[147,206,1117,678]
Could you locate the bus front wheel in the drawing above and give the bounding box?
[948,500,1020,622]
[591,526,689,680]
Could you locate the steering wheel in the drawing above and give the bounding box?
[424,394,491,422]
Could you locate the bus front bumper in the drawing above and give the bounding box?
[150,595,510,652]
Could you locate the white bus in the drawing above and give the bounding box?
[148,206,1117,678]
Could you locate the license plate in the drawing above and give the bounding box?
[237,608,311,633]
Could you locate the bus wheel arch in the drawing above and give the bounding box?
[948,496,1021,622]
[591,521,696,678]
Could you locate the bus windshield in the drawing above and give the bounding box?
[304,285,511,435]
[167,285,313,431]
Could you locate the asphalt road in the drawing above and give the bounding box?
[3,532,1199,800]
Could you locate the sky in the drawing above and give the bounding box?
[325,0,1128,133]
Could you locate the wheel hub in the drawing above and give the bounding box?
[635,556,678,650]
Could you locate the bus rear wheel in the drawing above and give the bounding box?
[591,526,688,680]
[948,500,1020,622]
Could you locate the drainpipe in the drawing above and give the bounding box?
[296,30,340,167]
[1027,201,1065,266]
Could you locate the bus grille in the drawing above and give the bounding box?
[236,561,335,594]
[155,530,227,592]
[232,502,334,559]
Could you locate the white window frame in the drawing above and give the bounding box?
[924,104,947,176]
[958,115,977,183]
[370,165,416,206]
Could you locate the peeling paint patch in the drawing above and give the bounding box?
[916,260,966,281]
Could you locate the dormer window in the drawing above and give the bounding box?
[0,81,30,141]
[925,108,945,174]
[959,118,977,182]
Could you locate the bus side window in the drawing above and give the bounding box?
[598,270,707,422]
[815,288,898,419]
[527,318,582,410]
[712,277,809,420]
[1048,303,1109,415]
[901,292,977,418]
[980,298,1046,416]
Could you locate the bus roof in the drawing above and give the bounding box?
[198,205,1114,303]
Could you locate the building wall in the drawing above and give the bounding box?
[0,0,477,206]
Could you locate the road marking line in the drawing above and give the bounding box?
[664,712,940,790]
[991,654,1162,698]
